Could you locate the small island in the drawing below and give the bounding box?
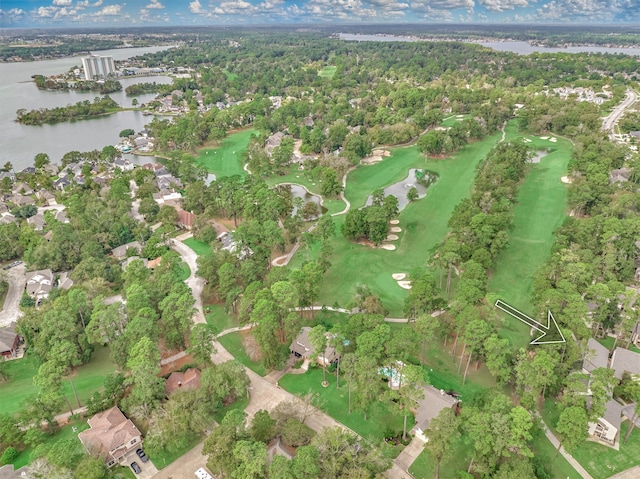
[15,96,122,125]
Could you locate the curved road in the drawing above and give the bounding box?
[602,89,637,137]
[0,263,25,327]
[171,232,206,325]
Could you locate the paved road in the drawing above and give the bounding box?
[538,416,593,479]
[0,263,25,327]
[171,233,206,325]
[602,89,637,135]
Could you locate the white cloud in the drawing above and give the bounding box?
[478,0,529,11]
[189,0,203,13]
[538,0,617,20]
[96,4,122,15]
[36,6,58,17]
[146,0,165,9]
[92,0,104,6]
[53,0,73,6]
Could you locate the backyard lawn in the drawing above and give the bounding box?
[279,367,412,442]
[194,128,256,178]
[489,126,571,348]
[0,345,115,417]
[290,129,502,316]
[206,304,239,334]
[12,417,90,469]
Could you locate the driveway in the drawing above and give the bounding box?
[0,263,25,327]
[123,449,158,479]
[151,442,206,479]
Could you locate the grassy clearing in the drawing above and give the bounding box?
[223,69,238,81]
[0,346,115,417]
[530,431,584,479]
[216,331,267,376]
[572,423,640,479]
[279,367,412,443]
[291,131,501,316]
[409,438,469,479]
[488,128,571,348]
[194,129,256,178]
[206,304,239,334]
[12,418,90,469]
[318,66,337,79]
[440,114,471,128]
[183,237,213,257]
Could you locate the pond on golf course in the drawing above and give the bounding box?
[278,183,325,218]
[365,168,438,211]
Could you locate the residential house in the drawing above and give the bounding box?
[36,189,56,203]
[58,271,74,290]
[165,368,201,396]
[176,209,195,230]
[43,163,60,176]
[582,338,610,374]
[7,194,34,206]
[0,323,20,359]
[78,406,143,467]
[121,256,148,271]
[0,204,8,215]
[27,213,46,231]
[113,157,134,171]
[25,269,54,302]
[111,241,142,261]
[289,327,338,366]
[588,399,623,446]
[55,210,69,223]
[21,167,36,175]
[265,131,285,157]
[0,214,16,225]
[610,347,640,380]
[0,171,16,182]
[413,385,460,441]
[147,257,162,269]
[609,168,632,184]
[12,182,33,195]
[54,177,71,191]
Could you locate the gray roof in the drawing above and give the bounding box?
[111,241,142,260]
[414,385,459,432]
[602,399,623,433]
[583,338,610,373]
[25,269,53,297]
[610,347,640,380]
[0,464,28,479]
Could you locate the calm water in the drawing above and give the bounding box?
[479,41,640,56]
[0,46,173,169]
[338,33,416,42]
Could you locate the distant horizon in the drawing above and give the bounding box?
[3,0,640,29]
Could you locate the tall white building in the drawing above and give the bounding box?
[82,54,115,81]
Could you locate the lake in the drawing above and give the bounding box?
[0,46,174,169]
[479,41,640,56]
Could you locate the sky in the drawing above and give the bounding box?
[1,0,640,28]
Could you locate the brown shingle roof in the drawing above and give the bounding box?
[79,406,142,464]
[165,368,201,395]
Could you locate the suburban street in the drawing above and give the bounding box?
[0,263,25,327]
[602,89,637,136]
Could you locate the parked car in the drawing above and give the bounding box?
[130,462,141,474]
[136,448,149,463]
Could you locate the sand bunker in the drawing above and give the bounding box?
[390,226,402,233]
[540,136,549,140]
[386,234,399,241]
[561,176,572,184]
[549,137,557,143]
[390,220,400,225]
[372,149,391,157]
[523,138,532,143]
[361,156,383,165]
[397,281,412,289]
[392,273,406,280]
[380,244,396,251]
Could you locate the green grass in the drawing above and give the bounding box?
[216,331,267,376]
[279,367,412,442]
[223,69,238,81]
[318,66,337,79]
[264,173,346,216]
[597,336,640,354]
[489,126,571,349]
[0,346,116,417]
[184,237,213,257]
[12,417,90,468]
[177,262,190,281]
[212,396,249,424]
[151,434,202,470]
[193,128,256,178]
[572,423,640,479]
[0,280,8,310]
[440,114,471,128]
[409,437,469,479]
[290,130,502,316]
[206,304,239,334]
[530,430,583,479]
